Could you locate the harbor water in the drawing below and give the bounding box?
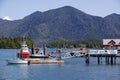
[0,49,120,80]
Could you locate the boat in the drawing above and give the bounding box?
[63,48,86,58]
[30,54,49,58]
[17,40,30,58]
[30,47,50,58]
[70,50,85,57]
[7,39,29,64]
[7,58,28,64]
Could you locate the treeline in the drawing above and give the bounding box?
[47,39,103,48]
[0,37,103,49]
[0,37,33,49]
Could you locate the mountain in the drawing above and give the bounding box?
[103,13,120,38]
[104,13,120,32]
[0,6,120,44]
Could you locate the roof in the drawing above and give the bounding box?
[103,39,120,45]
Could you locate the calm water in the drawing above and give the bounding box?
[0,49,120,80]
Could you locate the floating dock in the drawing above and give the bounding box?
[24,58,64,64]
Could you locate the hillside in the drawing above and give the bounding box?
[0,6,120,45]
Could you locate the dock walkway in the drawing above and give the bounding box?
[24,58,64,64]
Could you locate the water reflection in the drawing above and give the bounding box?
[3,64,28,80]
[19,65,28,79]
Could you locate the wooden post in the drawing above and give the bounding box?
[110,56,113,64]
[98,56,100,64]
[85,53,90,64]
[57,50,62,60]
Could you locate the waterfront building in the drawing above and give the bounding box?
[103,39,120,49]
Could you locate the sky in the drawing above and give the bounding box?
[0,0,120,20]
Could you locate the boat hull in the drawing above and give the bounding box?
[30,55,49,58]
[7,59,28,64]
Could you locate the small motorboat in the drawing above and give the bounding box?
[7,58,28,64]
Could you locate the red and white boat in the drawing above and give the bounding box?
[17,41,30,58]
[7,40,29,64]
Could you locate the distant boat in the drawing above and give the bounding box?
[70,50,85,57]
[30,47,49,58]
[63,49,86,58]
[7,58,28,64]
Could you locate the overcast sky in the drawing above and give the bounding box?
[0,0,120,20]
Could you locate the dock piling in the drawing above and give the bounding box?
[98,56,100,64]
[85,53,90,64]
[110,56,113,64]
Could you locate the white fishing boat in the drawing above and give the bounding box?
[7,58,28,64]
[30,54,49,58]
[30,47,49,58]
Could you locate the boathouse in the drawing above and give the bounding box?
[103,39,120,49]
